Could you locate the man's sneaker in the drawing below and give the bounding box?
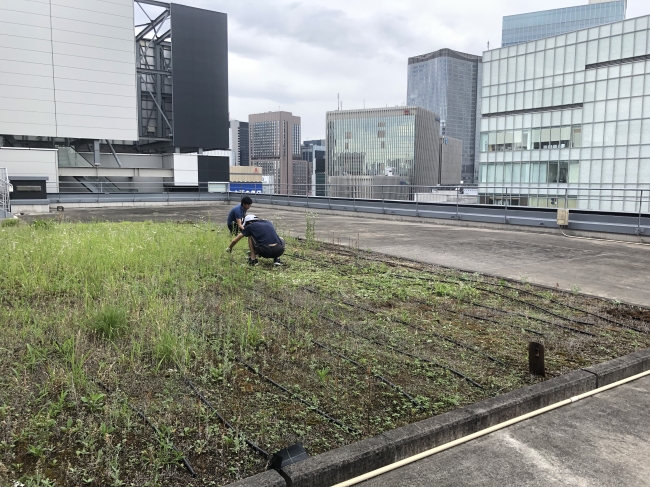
[273,258,284,267]
[248,258,259,266]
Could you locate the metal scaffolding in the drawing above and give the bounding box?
[135,0,173,142]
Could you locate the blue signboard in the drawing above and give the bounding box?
[229,183,263,194]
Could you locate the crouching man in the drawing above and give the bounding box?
[226,214,285,266]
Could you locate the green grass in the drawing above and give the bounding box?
[0,219,648,486]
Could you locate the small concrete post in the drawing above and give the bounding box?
[529,342,545,376]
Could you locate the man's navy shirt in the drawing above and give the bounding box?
[242,221,282,247]
[227,204,247,227]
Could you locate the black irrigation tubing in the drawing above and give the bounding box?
[245,305,425,412]
[257,292,482,389]
[234,357,361,436]
[309,243,640,331]
[315,312,484,390]
[303,282,502,366]
[182,374,270,459]
[344,279,507,366]
[293,251,542,339]
[294,254,506,365]
[95,380,197,477]
[46,336,196,477]
[387,273,596,337]
[439,305,546,337]
[472,283,647,333]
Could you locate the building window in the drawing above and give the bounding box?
[480,124,582,152]
[378,130,386,138]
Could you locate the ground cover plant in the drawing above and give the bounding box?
[1,218,649,486]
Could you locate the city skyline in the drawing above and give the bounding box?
[135,0,650,141]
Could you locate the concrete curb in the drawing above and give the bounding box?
[223,346,650,487]
[224,469,286,487]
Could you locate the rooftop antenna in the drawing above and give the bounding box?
[337,93,340,110]
[487,41,490,50]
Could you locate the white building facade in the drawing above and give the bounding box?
[479,15,650,212]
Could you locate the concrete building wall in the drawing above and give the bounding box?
[329,175,409,200]
[0,148,58,193]
[0,0,138,141]
[0,0,57,138]
[440,136,463,185]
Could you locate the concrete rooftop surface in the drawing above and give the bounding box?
[357,374,650,487]
[30,203,650,308]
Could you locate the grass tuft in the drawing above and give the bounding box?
[89,305,129,340]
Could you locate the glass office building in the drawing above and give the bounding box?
[479,15,650,212]
[502,1,627,47]
[326,107,440,187]
[407,49,482,183]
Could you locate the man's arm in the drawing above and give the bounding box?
[227,233,246,251]
[236,217,245,230]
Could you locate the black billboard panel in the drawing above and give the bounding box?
[198,156,230,183]
[171,3,229,150]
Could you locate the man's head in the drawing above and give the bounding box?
[241,196,252,210]
[243,214,260,227]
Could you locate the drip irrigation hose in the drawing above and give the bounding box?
[182,375,270,459]
[304,287,506,366]
[436,304,545,337]
[46,336,196,478]
[247,287,481,388]
[388,273,595,337]
[234,357,361,436]
[308,242,644,331]
[295,251,544,339]
[313,312,484,389]
[293,254,506,366]
[246,306,425,412]
[95,380,196,477]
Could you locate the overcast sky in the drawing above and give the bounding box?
[136,0,650,141]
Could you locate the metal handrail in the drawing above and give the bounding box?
[0,168,10,214]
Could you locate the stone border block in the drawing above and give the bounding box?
[584,347,650,387]
[281,435,394,487]
[224,469,286,487]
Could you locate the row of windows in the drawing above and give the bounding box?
[479,161,579,184]
[480,126,582,152]
[502,2,624,29]
[487,16,650,62]
[483,32,650,87]
[479,159,650,186]
[503,16,623,45]
[483,76,650,115]
[483,62,650,97]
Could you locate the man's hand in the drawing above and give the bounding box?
[226,247,232,253]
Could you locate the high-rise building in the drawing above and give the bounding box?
[302,140,326,196]
[479,14,650,212]
[230,121,250,166]
[249,111,301,193]
[326,107,441,191]
[502,1,627,48]
[407,49,482,184]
